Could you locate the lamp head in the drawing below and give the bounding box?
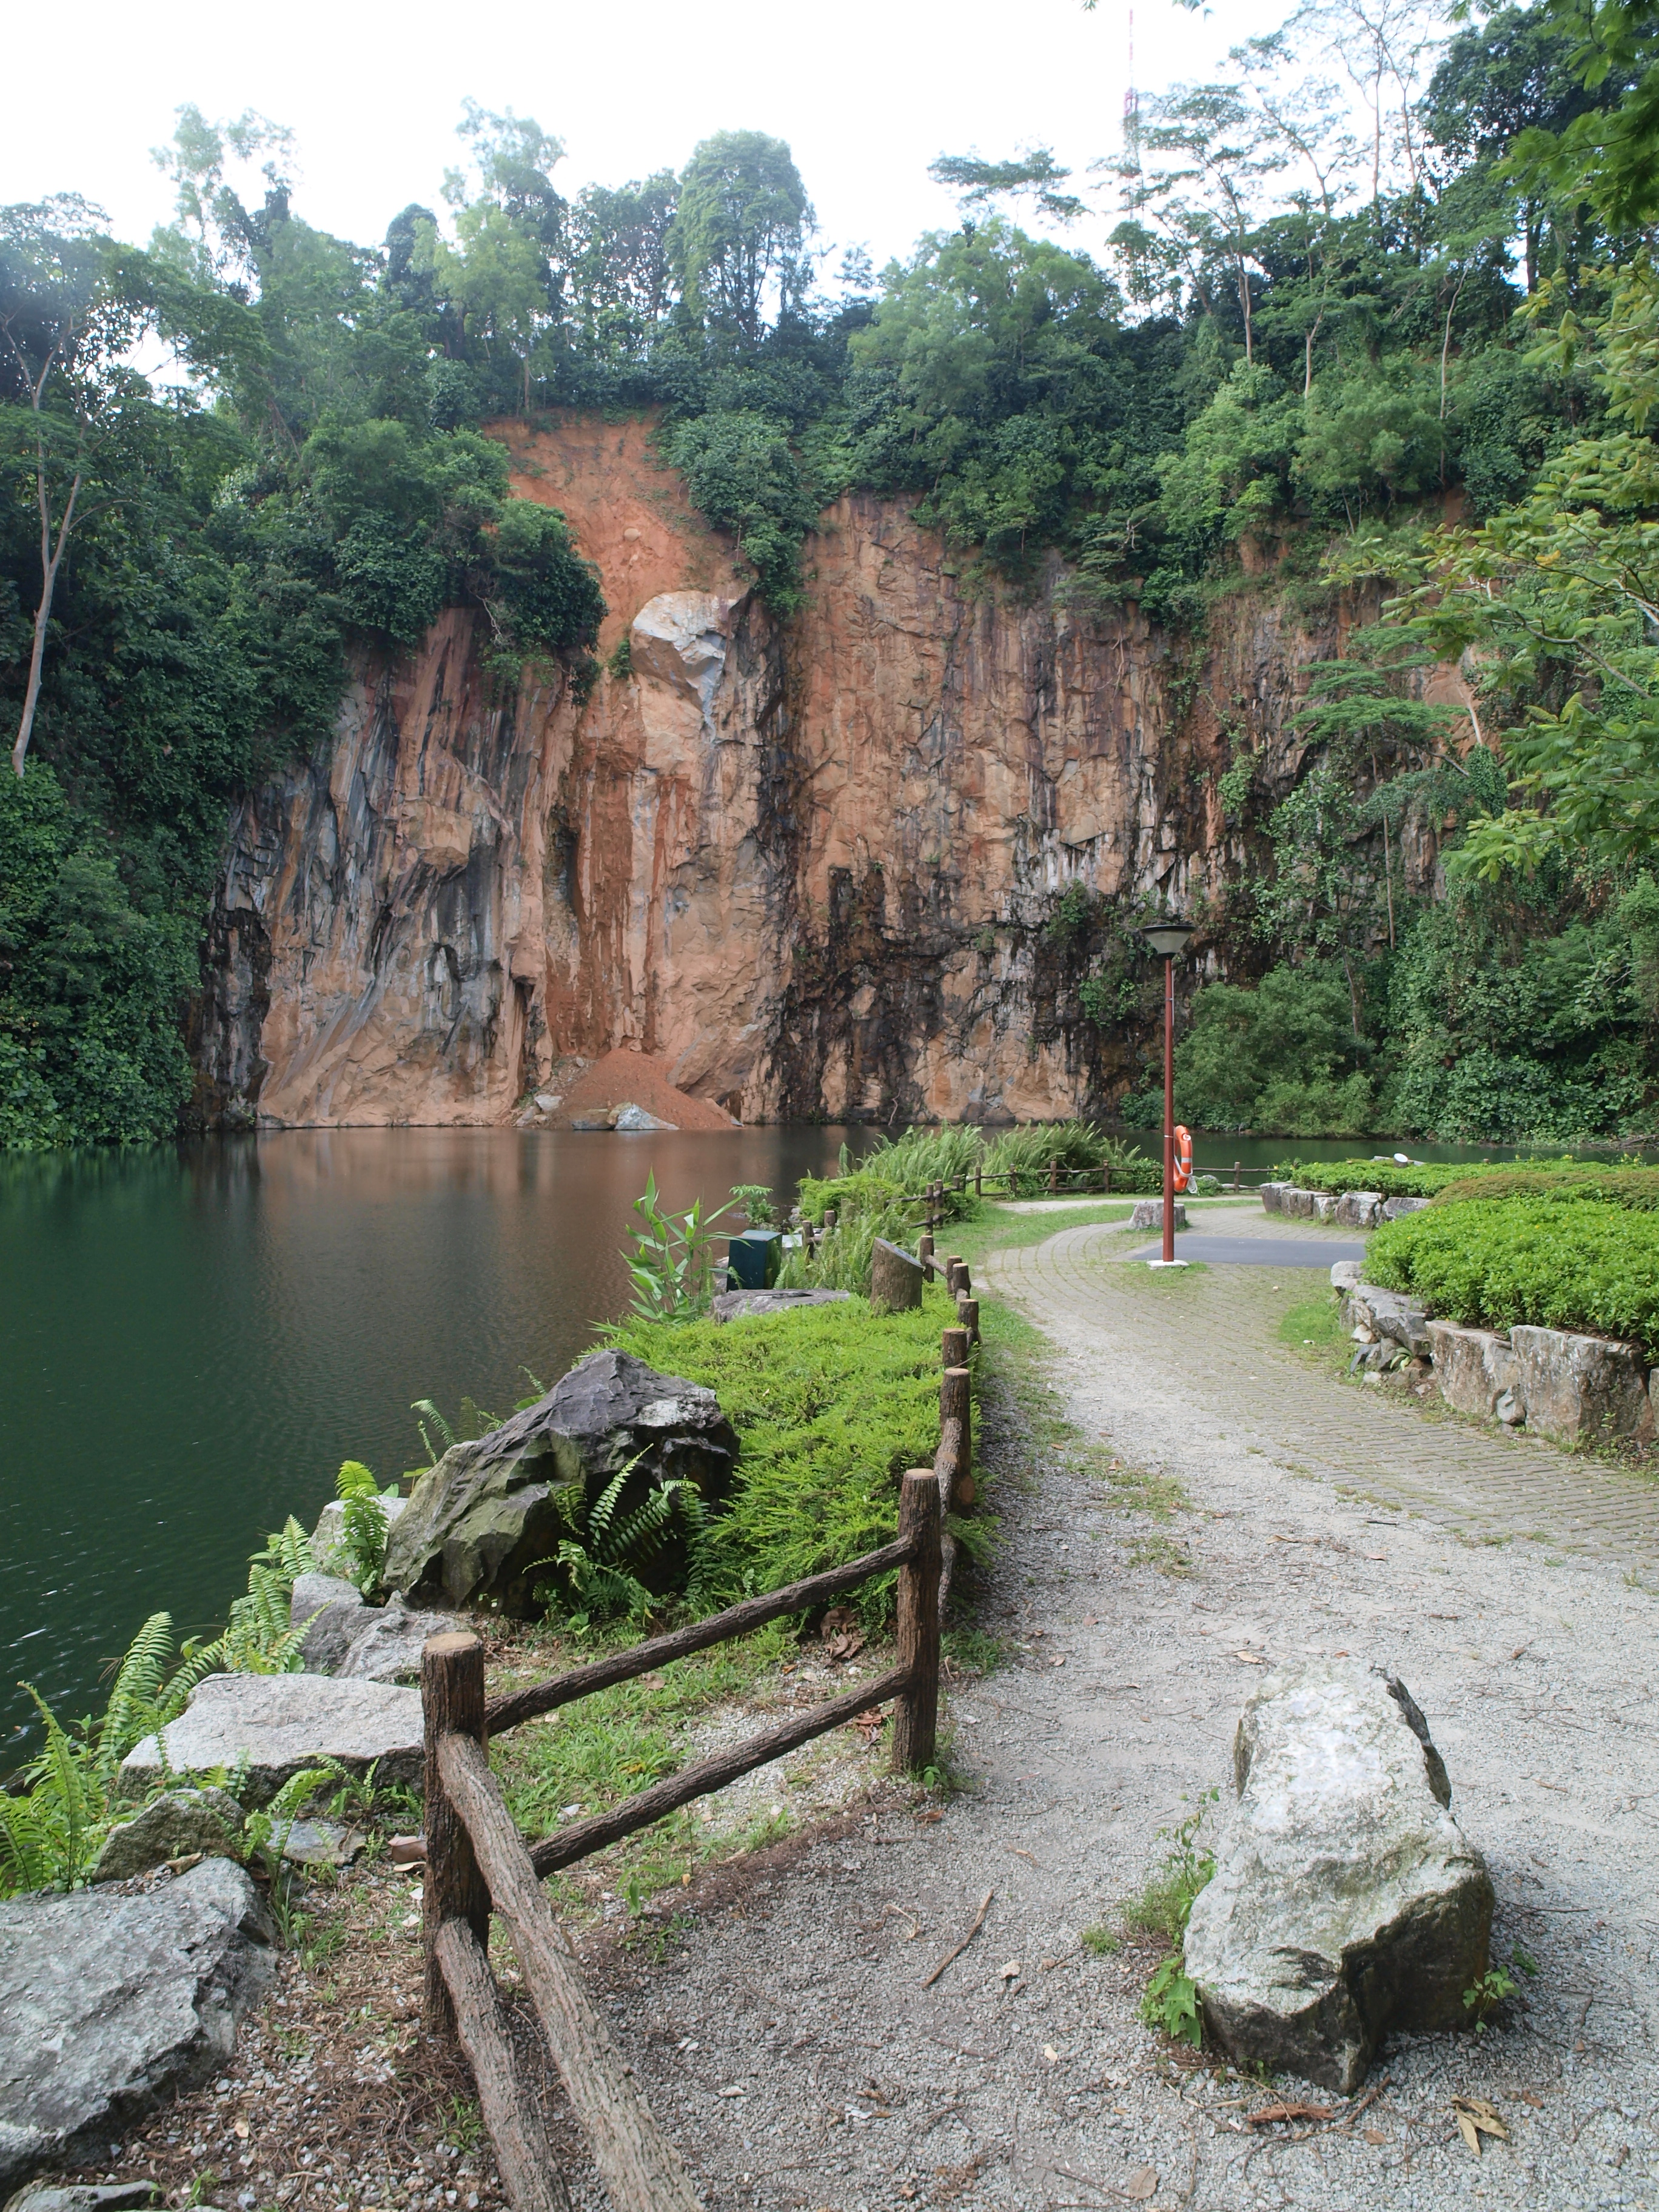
[1139,915,1196,960]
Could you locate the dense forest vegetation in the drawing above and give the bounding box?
[3,0,1659,1146]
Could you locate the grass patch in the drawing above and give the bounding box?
[1081,1923,1122,1956]
[1277,1295,1345,1348]
[488,1621,888,1915]
[1127,1532,1195,1575]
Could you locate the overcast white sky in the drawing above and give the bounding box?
[5,0,1296,276]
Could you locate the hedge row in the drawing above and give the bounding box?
[1269,1157,1504,1198]
[611,1287,965,1618]
[1430,1165,1659,1210]
[1365,1197,1659,1358]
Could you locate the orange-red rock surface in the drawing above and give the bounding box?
[195,414,1431,1129]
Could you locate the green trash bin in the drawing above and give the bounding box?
[726,1229,782,1290]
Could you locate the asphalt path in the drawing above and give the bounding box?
[1128,1234,1369,1267]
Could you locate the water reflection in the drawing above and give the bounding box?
[0,1127,871,1745]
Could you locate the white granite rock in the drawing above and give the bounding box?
[119,1674,423,1807]
[1184,1663,1493,2092]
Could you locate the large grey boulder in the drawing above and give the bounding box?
[309,1495,407,1582]
[1426,1321,1519,1422]
[0,1860,275,2191]
[711,1287,853,1322]
[1259,1184,1289,1215]
[290,1572,370,1672]
[1342,1284,1433,1359]
[1184,1663,1493,2093]
[119,1673,423,1807]
[289,1575,450,1682]
[331,1598,454,1683]
[89,1789,244,1886]
[1279,1188,1318,1221]
[382,1350,738,1614]
[1335,1191,1384,1230]
[1381,1194,1432,1220]
[1130,1199,1187,1232]
[1510,1324,1654,1446]
[4,2186,157,2212]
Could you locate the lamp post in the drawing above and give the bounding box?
[1139,915,1196,1265]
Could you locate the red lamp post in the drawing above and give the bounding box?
[1139,916,1196,1265]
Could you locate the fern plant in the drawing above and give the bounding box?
[333,1461,400,1595]
[532,1455,712,1632]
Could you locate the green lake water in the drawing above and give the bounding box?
[0,1127,866,1751]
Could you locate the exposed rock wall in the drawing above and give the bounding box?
[194,414,1437,1128]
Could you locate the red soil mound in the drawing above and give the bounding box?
[555,1047,739,1131]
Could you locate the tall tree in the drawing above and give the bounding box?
[668,132,812,344]
[2,202,151,776]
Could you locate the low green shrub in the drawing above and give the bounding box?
[1269,1156,1538,1198]
[609,1289,967,1617]
[1366,1197,1659,1357]
[1430,1164,1659,1210]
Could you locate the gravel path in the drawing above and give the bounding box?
[564,1209,1659,2212]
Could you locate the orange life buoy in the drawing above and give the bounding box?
[1172,1125,1195,1192]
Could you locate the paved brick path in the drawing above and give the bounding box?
[985,1207,1659,1570]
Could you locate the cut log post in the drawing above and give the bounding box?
[1233,1159,1242,1193]
[945,1254,965,1296]
[1048,1156,1059,1195]
[939,1367,971,1523]
[974,1165,983,1198]
[823,1205,838,1231]
[871,1236,925,1314]
[942,1325,970,1370]
[917,1231,935,1280]
[891,1470,941,1774]
[423,1632,491,2037]
[957,1293,979,1346]
[804,1218,816,1256]
[434,1918,572,2212]
[440,1735,703,2212]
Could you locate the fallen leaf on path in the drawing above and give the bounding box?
[849,1708,888,1743]
[998,1958,1021,1980]
[1125,2168,1158,2202]
[233,2120,250,2140]
[1234,1652,1265,1665]
[1245,2102,1334,2128]
[1007,1847,1037,1863]
[1520,2090,1544,2108]
[1452,2096,1509,2153]
[1364,2127,1387,2145]
[1042,2044,1059,2063]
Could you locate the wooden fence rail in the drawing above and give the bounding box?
[421,1443,952,2211]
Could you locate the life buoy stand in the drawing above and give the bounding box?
[1172,1125,1195,1192]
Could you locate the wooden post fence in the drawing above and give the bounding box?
[421,1458,951,2210]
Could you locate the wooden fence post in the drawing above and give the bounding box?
[940,1364,971,1501]
[942,1324,970,1369]
[423,1631,491,2037]
[892,1470,941,1774]
[974,1164,983,1198]
[945,1253,965,1296]
[917,1230,935,1279]
[957,1294,979,1346]
[1048,1156,1058,1195]
[1233,1160,1242,1193]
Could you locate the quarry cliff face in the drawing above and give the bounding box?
[195,414,1396,1129]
